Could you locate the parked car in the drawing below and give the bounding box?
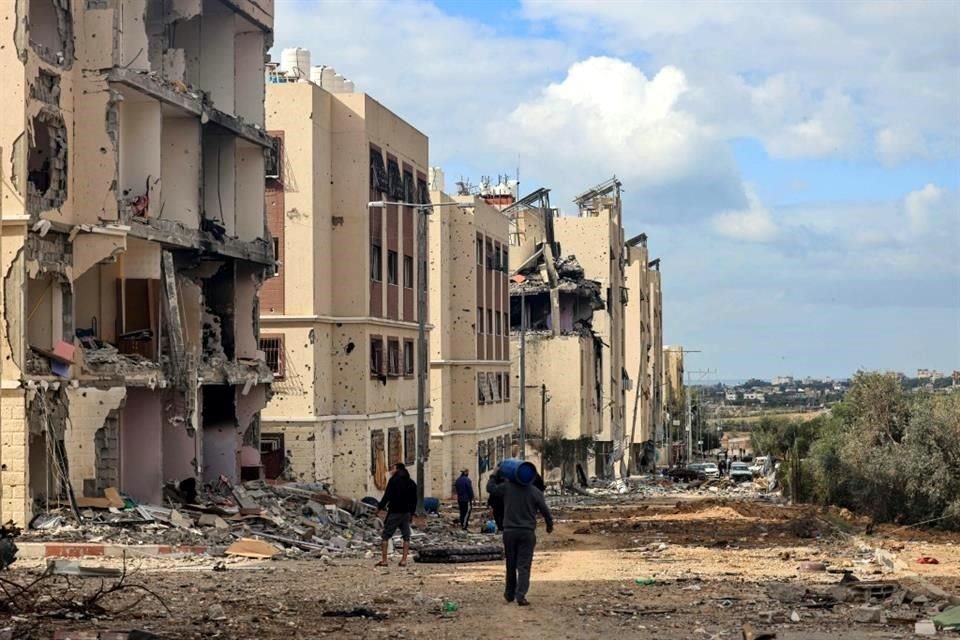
[666,466,705,482]
[749,456,769,475]
[701,463,720,479]
[729,461,753,483]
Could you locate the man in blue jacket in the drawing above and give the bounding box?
[455,468,474,530]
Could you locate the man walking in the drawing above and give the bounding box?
[486,464,554,606]
[488,463,505,532]
[376,463,417,567]
[455,468,474,530]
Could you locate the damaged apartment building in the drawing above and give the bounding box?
[0,0,276,526]
[507,179,632,482]
[259,52,432,500]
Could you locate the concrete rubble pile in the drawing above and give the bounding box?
[547,473,782,505]
[22,480,386,558]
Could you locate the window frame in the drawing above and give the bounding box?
[271,237,281,277]
[259,334,284,378]
[370,241,382,282]
[387,337,401,377]
[387,249,399,285]
[477,372,487,404]
[403,339,414,377]
[404,424,416,466]
[370,335,384,377]
[477,308,484,335]
[403,254,413,289]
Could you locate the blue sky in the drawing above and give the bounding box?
[274,0,960,380]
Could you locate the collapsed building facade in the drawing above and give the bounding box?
[260,56,432,499]
[0,0,275,526]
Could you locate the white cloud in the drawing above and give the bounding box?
[521,0,960,162]
[904,183,945,235]
[503,57,747,218]
[711,188,779,242]
[876,127,927,166]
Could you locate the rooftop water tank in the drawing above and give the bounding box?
[332,73,346,92]
[280,48,310,79]
[341,79,355,93]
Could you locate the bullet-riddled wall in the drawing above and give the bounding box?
[262,79,431,500]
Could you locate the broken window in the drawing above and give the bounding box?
[30,69,60,105]
[387,158,403,200]
[28,0,73,65]
[370,242,382,282]
[370,147,387,193]
[403,169,415,203]
[494,373,503,402]
[489,373,500,402]
[265,136,282,180]
[204,263,236,360]
[116,278,160,359]
[417,178,428,205]
[477,372,487,404]
[496,436,505,464]
[387,250,398,285]
[388,427,402,467]
[403,339,414,376]
[495,312,501,336]
[477,236,484,265]
[487,309,493,336]
[504,374,511,401]
[260,433,284,480]
[27,111,67,214]
[486,240,494,270]
[371,430,385,475]
[477,308,484,335]
[404,424,416,466]
[370,335,384,376]
[260,335,284,377]
[403,255,413,289]
[387,338,400,376]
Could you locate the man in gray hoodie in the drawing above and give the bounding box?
[486,466,554,606]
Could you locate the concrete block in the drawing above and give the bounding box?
[851,606,882,624]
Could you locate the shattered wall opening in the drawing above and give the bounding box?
[203,262,235,361]
[27,111,67,214]
[120,389,163,504]
[91,415,119,497]
[29,69,60,106]
[201,384,238,483]
[118,98,161,220]
[160,111,201,228]
[28,0,74,66]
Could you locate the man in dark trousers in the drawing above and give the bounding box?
[486,464,554,606]
[455,469,474,530]
[376,463,417,567]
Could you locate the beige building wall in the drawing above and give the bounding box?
[428,190,514,499]
[553,193,627,478]
[1,1,275,526]
[261,79,432,500]
[664,346,686,463]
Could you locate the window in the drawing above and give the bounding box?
[478,372,487,404]
[370,147,388,193]
[488,438,496,465]
[387,250,398,285]
[271,237,281,276]
[496,436,505,464]
[504,373,511,401]
[487,309,493,335]
[388,427,402,467]
[490,372,501,402]
[370,336,384,376]
[403,339,414,376]
[266,136,281,180]
[477,236,484,265]
[370,242,382,281]
[503,312,509,337]
[403,255,413,288]
[387,338,400,376]
[477,308,484,334]
[259,335,284,377]
[495,312,501,336]
[417,178,429,205]
[486,240,494,270]
[404,424,416,465]
[403,169,415,203]
[387,158,404,200]
[371,430,385,475]
[495,373,503,401]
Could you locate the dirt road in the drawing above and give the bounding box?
[6,496,958,639]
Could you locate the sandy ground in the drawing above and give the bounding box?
[3,496,958,639]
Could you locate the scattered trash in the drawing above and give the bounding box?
[915,620,937,636]
[225,538,280,559]
[322,607,387,621]
[916,556,940,565]
[441,600,459,614]
[635,577,656,586]
[789,610,801,622]
[799,561,827,572]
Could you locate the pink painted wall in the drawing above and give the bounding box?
[162,391,196,483]
[121,389,164,504]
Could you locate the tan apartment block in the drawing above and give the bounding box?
[0,0,275,526]
[624,236,665,472]
[551,179,628,480]
[427,189,514,499]
[260,64,431,500]
[664,345,686,463]
[506,188,604,482]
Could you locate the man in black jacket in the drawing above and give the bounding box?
[486,465,553,606]
[376,463,418,567]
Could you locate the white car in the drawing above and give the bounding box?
[749,456,768,475]
[701,463,720,479]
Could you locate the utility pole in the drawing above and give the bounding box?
[415,203,428,515]
[518,292,527,459]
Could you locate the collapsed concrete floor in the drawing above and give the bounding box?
[4,496,959,639]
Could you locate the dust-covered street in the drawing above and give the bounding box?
[5,495,958,639]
